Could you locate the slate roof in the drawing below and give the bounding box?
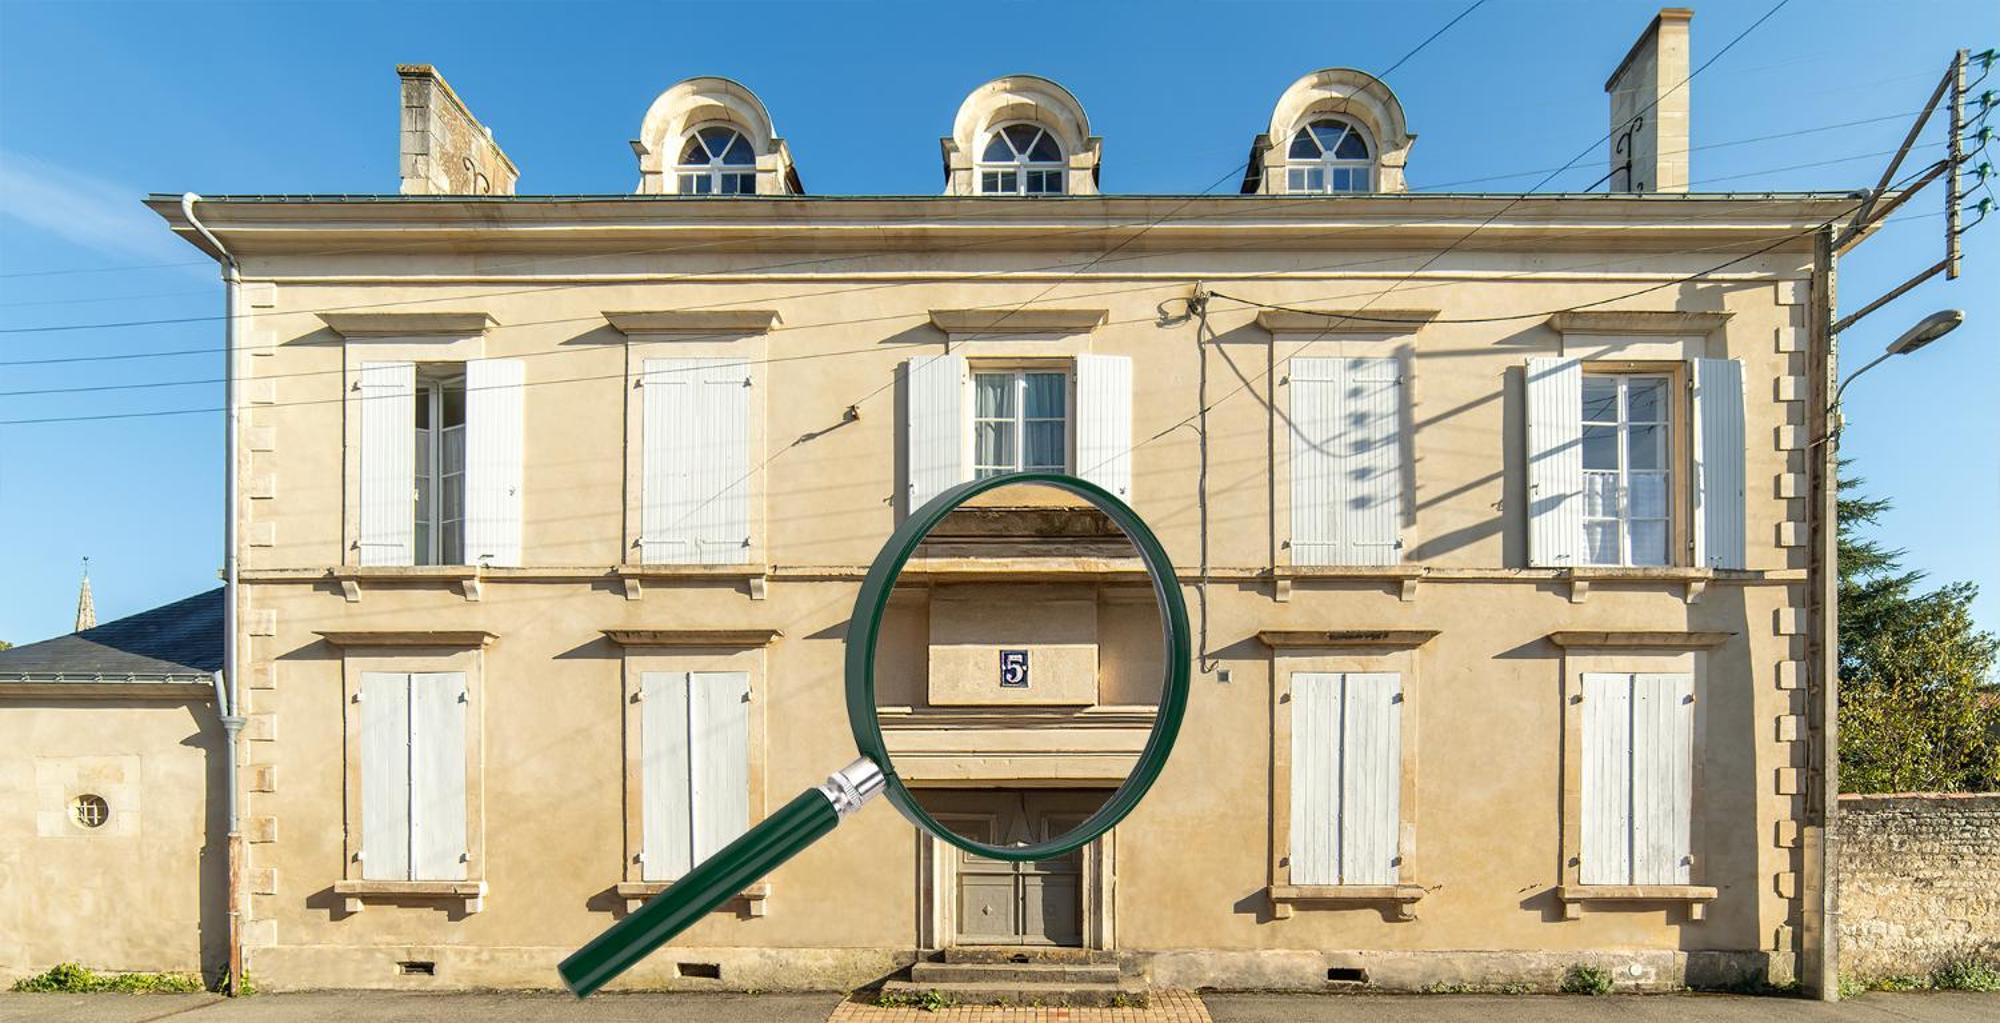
[0,588,223,682]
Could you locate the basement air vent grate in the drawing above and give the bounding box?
[676,962,722,980]
[1326,967,1368,984]
[398,961,436,976]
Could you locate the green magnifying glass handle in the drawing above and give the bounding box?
[559,759,884,997]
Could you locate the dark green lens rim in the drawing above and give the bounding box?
[845,472,1191,863]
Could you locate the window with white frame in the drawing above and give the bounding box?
[1581,373,1671,566]
[676,125,757,195]
[414,375,466,566]
[977,123,1066,195]
[972,370,1069,477]
[1579,672,1693,886]
[1285,117,1374,194]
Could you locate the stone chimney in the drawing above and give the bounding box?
[1605,8,1692,193]
[398,65,519,195]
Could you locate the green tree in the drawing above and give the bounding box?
[1839,471,2000,792]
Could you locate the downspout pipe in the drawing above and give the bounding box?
[182,193,245,996]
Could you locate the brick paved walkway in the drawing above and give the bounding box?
[826,989,1211,1023]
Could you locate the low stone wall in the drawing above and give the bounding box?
[1838,792,2000,979]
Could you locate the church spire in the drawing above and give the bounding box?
[74,558,96,633]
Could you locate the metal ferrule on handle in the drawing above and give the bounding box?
[559,758,884,997]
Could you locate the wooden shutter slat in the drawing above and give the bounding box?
[1075,354,1133,498]
[1341,672,1402,884]
[641,671,692,880]
[1692,358,1747,569]
[1288,672,1339,885]
[463,358,524,567]
[1631,673,1695,884]
[905,354,967,514]
[1288,359,1342,566]
[357,362,416,566]
[409,671,468,881]
[1527,357,1584,567]
[359,671,411,881]
[1339,358,1403,565]
[689,671,751,861]
[1580,672,1632,884]
[695,362,752,564]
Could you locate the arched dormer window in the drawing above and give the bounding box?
[1286,118,1373,193]
[977,123,1066,195]
[676,125,758,195]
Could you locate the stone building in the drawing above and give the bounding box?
[124,9,1847,998]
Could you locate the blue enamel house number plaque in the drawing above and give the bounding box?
[999,650,1029,688]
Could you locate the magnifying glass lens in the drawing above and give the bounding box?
[873,479,1164,860]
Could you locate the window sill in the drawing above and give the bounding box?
[1555,884,1717,921]
[614,881,770,917]
[1267,884,1426,921]
[333,879,485,914]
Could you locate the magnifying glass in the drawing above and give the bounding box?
[559,471,1190,997]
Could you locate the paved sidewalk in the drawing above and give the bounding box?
[2,990,1995,1022]
[829,989,1210,1023]
[1204,992,1999,1023]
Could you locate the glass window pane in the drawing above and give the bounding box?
[1582,425,1618,470]
[1627,379,1666,423]
[1583,521,1620,565]
[1003,124,1039,152]
[414,429,433,477]
[1335,131,1370,160]
[1286,168,1309,191]
[698,125,736,156]
[1583,472,1619,518]
[442,386,466,428]
[682,174,712,195]
[981,135,1015,162]
[441,473,464,523]
[1027,131,1061,162]
[1023,373,1065,418]
[1353,167,1372,191]
[679,137,708,164]
[442,522,463,566]
[415,388,432,429]
[975,374,1014,417]
[442,426,466,476]
[974,421,1013,471]
[1311,121,1346,152]
[1629,472,1668,518]
[1582,377,1618,422]
[721,133,754,165]
[1331,168,1352,192]
[1025,169,1062,193]
[1024,420,1065,469]
[414,522,433,566]
[1626,424,1662,470]
[1628,520,1669,566]
[1287,127,1320,160]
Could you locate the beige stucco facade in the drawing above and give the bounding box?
[146,176,1845,991]
[0,689,228,982]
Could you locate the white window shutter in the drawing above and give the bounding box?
[358,671,411,881]
[409,672,469,881]
[1075,354,1133,498]
[689,671,751,862]
[695,362,752,564]
[1526,357,1584,567]
[1579,673,1632,885]
[1288,359,1342,566]
[1631,673,1694,885]
[1692,358,1747,570]
[1287,672,1339,885]
[641,359,751,564]
[641,671,692,881]
[905,353,967,514]
[1340,672,1402,884]
[463,358,524,567]
[1337,358,1403,565]
[357,362,416,566]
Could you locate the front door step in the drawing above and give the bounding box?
[880,950,1144,1008]
[939,946,1116,966]
[878,977,1148,1009]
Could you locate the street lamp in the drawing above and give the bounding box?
[1828,309,1964,436]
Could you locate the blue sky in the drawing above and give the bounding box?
[1,0,1994,644]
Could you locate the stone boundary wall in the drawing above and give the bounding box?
[1838,792,2000,979]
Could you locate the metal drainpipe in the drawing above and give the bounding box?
[182,193,245,995]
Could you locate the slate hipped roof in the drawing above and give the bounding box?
[0,588,223,682]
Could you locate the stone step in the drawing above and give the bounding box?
[910,961,1124,985]
[879,977,1148,1009]
[938,946,1117,966]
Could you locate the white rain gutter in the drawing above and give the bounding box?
[181,193,245,995]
